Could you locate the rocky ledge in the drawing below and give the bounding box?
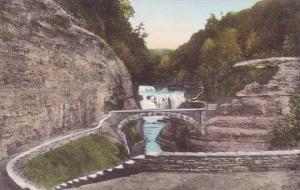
[158,57,300,152]
[0,0,137,160]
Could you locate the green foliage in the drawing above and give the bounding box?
[202,65,278,103]
[56,0,155,83]
[181,65,278,105]
[150,49,172,56]
[123,121,144,146]
[119,0,134,18]
[269,93,300,148]
[157,0,300,96]
[0,31,14,41]
[21,134,127,189]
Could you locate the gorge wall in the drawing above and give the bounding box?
[0,0,136,160]
[158,58,300,152]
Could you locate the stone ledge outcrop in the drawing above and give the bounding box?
[165,57,300,152]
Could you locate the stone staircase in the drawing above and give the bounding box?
[55,159,142,190]
[55,148,300,190]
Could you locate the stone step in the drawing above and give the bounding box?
[219,100,283,117]
[205,116,277,129]
[188,138,270,152]
[56,160,142,189]
[203,126,268,140]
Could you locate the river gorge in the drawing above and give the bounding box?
[1,0,300,189]
[138,85,186,153]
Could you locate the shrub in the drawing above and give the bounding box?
[269,93,300,148]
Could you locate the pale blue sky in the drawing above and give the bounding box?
[129,0,258,49]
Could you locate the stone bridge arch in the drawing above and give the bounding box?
[114,111,203,155]
[109,108,216,126]
[117,112,200,131]
[108,109,217,154]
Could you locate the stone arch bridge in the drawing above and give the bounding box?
[109,108,217,129]
[107,108,217,155]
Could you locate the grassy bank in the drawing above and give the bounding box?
[21,134,127,189]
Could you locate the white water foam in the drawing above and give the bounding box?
[139,85,186,109]
[139,86,186,152]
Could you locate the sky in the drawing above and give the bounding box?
[129,0,258,49]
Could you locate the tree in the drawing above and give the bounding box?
[282,34,296,56]
[245,31,260,58]
[205,14,219,37]
[120,0,134,18]
[134,22,149,39]
[198,38,217,78]
[216,28,242,64]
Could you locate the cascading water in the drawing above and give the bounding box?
[139,86,186,153]
[139,85,186,110]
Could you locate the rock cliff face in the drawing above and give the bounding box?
[158,58,300,152]
[157,118,197,152]
[0,0,137,160]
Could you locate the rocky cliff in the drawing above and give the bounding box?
[0,0,137,160]
[158,58,300,152]
[156,118,196,152]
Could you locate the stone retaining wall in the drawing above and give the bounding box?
[134,151,300,173]
[54,150,300,190]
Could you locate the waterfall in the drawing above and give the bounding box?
[139,85,186,153]
[139,85,186,110]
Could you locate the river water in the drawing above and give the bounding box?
[138,86,186,153]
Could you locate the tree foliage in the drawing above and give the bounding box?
[56,0,155,83]
[56,0,300,87]
[159,0,300,93]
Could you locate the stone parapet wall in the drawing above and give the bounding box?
[110,108,216,126]
[55,150,300,190]
[133,151,300,173]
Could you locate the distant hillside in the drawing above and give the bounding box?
[155,0,300,99]
[150,48,173,56]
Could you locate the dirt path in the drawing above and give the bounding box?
[73,171,300,190]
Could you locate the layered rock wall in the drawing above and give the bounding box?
[198,58,300,151]
[158,58,300,152]
[0,0,136,160]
